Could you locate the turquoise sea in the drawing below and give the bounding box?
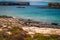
[0,6,60,23]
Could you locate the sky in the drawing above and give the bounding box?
[0,0,60,2]
[0,0,60,5]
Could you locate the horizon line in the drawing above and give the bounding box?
[0,1,60,2]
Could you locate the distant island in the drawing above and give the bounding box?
[0,2,30,6]
[0,2,60,8]
[48,2,60,8]
[37,2,60,8]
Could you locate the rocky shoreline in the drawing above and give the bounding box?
[0,15,60,40]
[0,15,60,28]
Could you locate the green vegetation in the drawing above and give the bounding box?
[0,24,60,40]
[25,37,33,40]
[0,17,60,40]
[33,33,60,40]
[0,31,12,40]
[0,24,31,40]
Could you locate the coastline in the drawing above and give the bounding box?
[0,15,60,39]
[0,2,60,40]
[0,15,60,28]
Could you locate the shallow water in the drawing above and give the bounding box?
[0,6,60,23]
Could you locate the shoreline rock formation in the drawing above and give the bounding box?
[0,15,60,40]
[22,27,60,35]
[0,15,60,28]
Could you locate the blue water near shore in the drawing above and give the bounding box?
[0,6,60,23]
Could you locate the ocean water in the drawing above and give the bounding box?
[0,6,60,23]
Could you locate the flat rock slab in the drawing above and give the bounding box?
[22,27,60,35]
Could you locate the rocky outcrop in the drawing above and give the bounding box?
[48,2,60,8]
[0,2,30,6]
[22,27,60,35]
[0,15,60,40]
[0,15,13,18]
